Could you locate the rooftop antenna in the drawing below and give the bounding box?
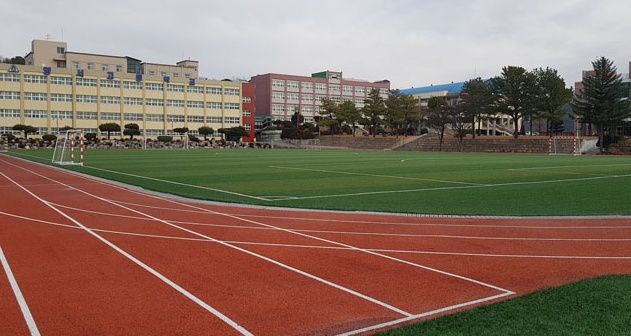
[45,34,51,41]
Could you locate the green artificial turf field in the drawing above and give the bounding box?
[6,149,631,216]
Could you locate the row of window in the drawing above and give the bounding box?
[2,109,242,124]
[2,91,241,109]
[271,92,366,105]
[1,126,253,136]
[271,79,386,95]
[2,74,240,95]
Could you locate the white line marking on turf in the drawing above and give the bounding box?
[269,165,487,186]
[0,171,254,336]
[0,246,41,336]
[268,172,631,201]
[83,165,269,201]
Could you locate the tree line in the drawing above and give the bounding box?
[312,56,630,152]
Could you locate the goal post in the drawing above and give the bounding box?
[52,129,84,166]
[548,136,581,155]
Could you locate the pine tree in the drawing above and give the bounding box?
[573,57,631,152]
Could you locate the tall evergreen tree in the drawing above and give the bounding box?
[573,57,631,152]
[532,68,573,136]
[362,88,386,137]
[489,66,538,138]
[460,78,492,138]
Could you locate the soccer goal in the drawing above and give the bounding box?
[303,139,321,150]
[52,129,84,166]
[548,136,581,155]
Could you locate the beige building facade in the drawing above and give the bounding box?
[2,41,240,139]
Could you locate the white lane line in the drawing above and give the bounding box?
[102,180,515,295]
[2,163,414,318]
[0,246,41,336]
[337,292,515,336]
[0,172,254,336]
[3,211,631,259]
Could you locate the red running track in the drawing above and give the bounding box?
[1,154,631,335]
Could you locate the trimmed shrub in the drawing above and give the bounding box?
[157,135,173,142]
[42,134,57,142]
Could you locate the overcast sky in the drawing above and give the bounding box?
[3,0,630,89]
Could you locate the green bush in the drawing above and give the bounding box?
[84,133,98,141]
[42,134,57,141]
[157,135,173,142]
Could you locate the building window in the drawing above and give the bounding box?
[24,110,48,119]
[24,92,47,101]
[57,47,65,54]
[146,114,164,122]
[123,97,143,105]
[51,76,72,85]
[72,62,79,69]
[242,110,251,117]
[0,109,21,117]
[167,84,184,92]
[100,79,120,88]
[50,93,72,103]
[224,117,240,123]
[124,113,143,121]
[224,103,240,110]
[145,98,164,106]
[24,75,47,84]
[0,73,20,82]
[166,115,184,122]
[207,116,222,123]
[51,111,73,119]
[76,95,97,103]
[87,63,94,70]
[76,111,98,120]
[101,113,121,120]
[145,83,163,91]
[101,64,109,71]
[205,87,222,95]
[187,101,204,108]
[123,81,143,89]
[315,83,327,91]
[242,96,252,103]
[167,100,185,107]
[76,78,97,87]
[56,61,67,68]
[187,115,204,123]
[287,81,299,89]
[116,65,123,72]
[244,124,252,130]
[100,96,121,104]
[224,88,240,96]
[187,86,203,94]
[272,80,285,88]
[272,92,285,101]
[206,101,222,109]
[301,82,313,91]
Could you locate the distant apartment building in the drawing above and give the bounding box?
[1,40,247,140]
[241,82,256,141]
[249,71,390,126]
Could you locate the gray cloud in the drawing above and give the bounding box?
[2,0,630,88]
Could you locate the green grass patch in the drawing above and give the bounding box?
[6,149,631,216]
[378,275,631,336]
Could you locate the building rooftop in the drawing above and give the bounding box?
[399,81,467,95]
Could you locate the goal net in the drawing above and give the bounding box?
[303,139,321,150]
[52,129,84,165]
[548,136,581,155]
